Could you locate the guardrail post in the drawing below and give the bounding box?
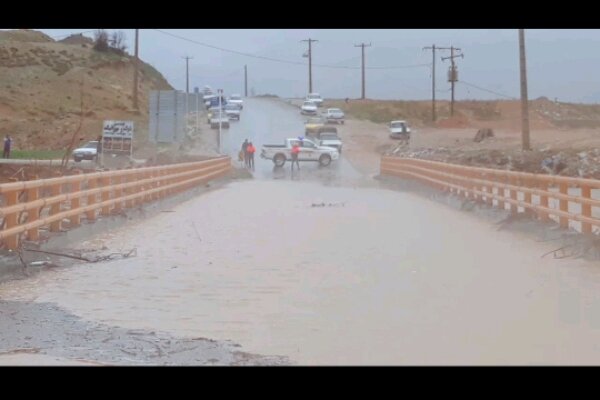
[559,182,569,229]
[509,176,518,215]
[125,172,134,208]
[114,175,122,212]
[101,176,111,216]
[4,188,19,250]
[27,179,40,241]
[582,185,592,234]
[86,177,97,221]
[524,177,532,214]
[49,183,62,232]
[539,181,550,222]
[485,173,494,207]
[69,175,81,227]
[134,170,143,206]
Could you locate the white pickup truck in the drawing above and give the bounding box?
[261,138,339,167]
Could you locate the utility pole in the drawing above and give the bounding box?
[301,38,318,93]
[355,42,371,99]
[423,44,438,121]
[182,56,193,117]
[132,29,139,110]
[519,29,531,151]
[441,46,463,116]
[218,89,222,153]
[244,65,248,97]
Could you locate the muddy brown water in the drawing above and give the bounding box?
[3,179,600,364]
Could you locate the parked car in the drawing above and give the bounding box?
[210,110,230,129]
[316,129,343,153]
[325,108,345,124]
[261,137,339,167]
[389,120,411,140]
[306,93,324,107]
[72,141,98,162]
[301,100,318,115]
[207,106,223,124]
[225,104,241,121]
[228,94,244,110]
[304,116,325,135]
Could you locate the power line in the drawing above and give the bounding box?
[152,29,430,71]
[459,80,517,100]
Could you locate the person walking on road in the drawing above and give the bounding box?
[291,140,301,171]
[3,135,12,159]
[246,141,256,170]
[241,139,249,168]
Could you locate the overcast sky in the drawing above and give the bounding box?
[32,29,600,103]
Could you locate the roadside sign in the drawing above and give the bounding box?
[102,120,134,154]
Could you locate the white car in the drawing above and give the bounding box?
[301,100,318,115]
[325,108,345,124]
[389,120,411,140]
[261,138,339,167]
[306,93,324,107]
[72,141,98,162]
[228,94,243,110]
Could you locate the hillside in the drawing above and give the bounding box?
[0,29,172,151]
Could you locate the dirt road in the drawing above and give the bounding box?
[3,98,600,365]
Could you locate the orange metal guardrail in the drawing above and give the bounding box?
[0,156,231,250]
[381,156,600,235]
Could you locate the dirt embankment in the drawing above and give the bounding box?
[0,29,172,153]
[320,97,600,178]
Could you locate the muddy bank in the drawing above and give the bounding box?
[0,300,289,365]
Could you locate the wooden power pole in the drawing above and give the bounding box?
[355,42,371,99]
[519,29,531,151]
[301,38,318,93]
[133,29,139,110]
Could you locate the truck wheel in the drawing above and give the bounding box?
[319,154,332,166]
[274,154,286,167]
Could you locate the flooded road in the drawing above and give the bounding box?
[3,98,600,364]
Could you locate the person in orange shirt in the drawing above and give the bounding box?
[291,141,301,171]
[246,142,256,170]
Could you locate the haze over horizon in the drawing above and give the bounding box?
[25,29,600,103]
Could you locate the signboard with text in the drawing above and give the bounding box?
[102,120,134,154]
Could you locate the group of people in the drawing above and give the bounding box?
[3,135,12,158]
[240,139,256,169]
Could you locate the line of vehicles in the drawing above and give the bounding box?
[260,93,344,167]
[202,86,244,130]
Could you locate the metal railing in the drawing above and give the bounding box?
[0,157,231,250]
[381,156,600,235]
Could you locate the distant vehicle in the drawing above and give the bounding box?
[210,109,230,129]
[304,116,325,135]
[72,141,98,162]
[228,94,244,110]
[225,104,241,121]
[306,93,324,107]
[389,120,411,140]
[301,100,318,115]
[261,138,339,167]
[207,106,223,123]
[207,95,227,109]
[316,129,343,153]
[325,108,345,124]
